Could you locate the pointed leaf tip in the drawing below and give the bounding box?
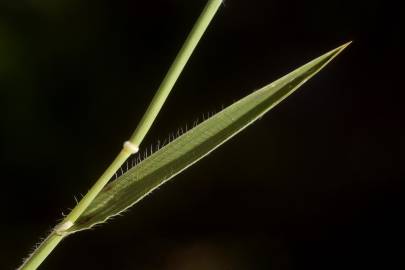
[334,41,352,54]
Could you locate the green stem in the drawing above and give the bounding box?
[130,0,223,146]
[18,1,222,269]
[18,233,63,270]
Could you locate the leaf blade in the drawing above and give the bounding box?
[68,43,350,233]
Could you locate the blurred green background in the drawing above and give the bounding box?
[0,0,403,269]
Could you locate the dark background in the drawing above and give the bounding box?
[0,0,403,269]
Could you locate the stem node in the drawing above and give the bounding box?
[123,141,139,155]
[54,221,74,236]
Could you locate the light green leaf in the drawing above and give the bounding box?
[68,43,350,233]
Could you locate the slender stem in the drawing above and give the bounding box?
[18,1,222,269]
[130,0,223,146]
[18,233,63,270]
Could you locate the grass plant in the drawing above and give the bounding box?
[17,0,349,269]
